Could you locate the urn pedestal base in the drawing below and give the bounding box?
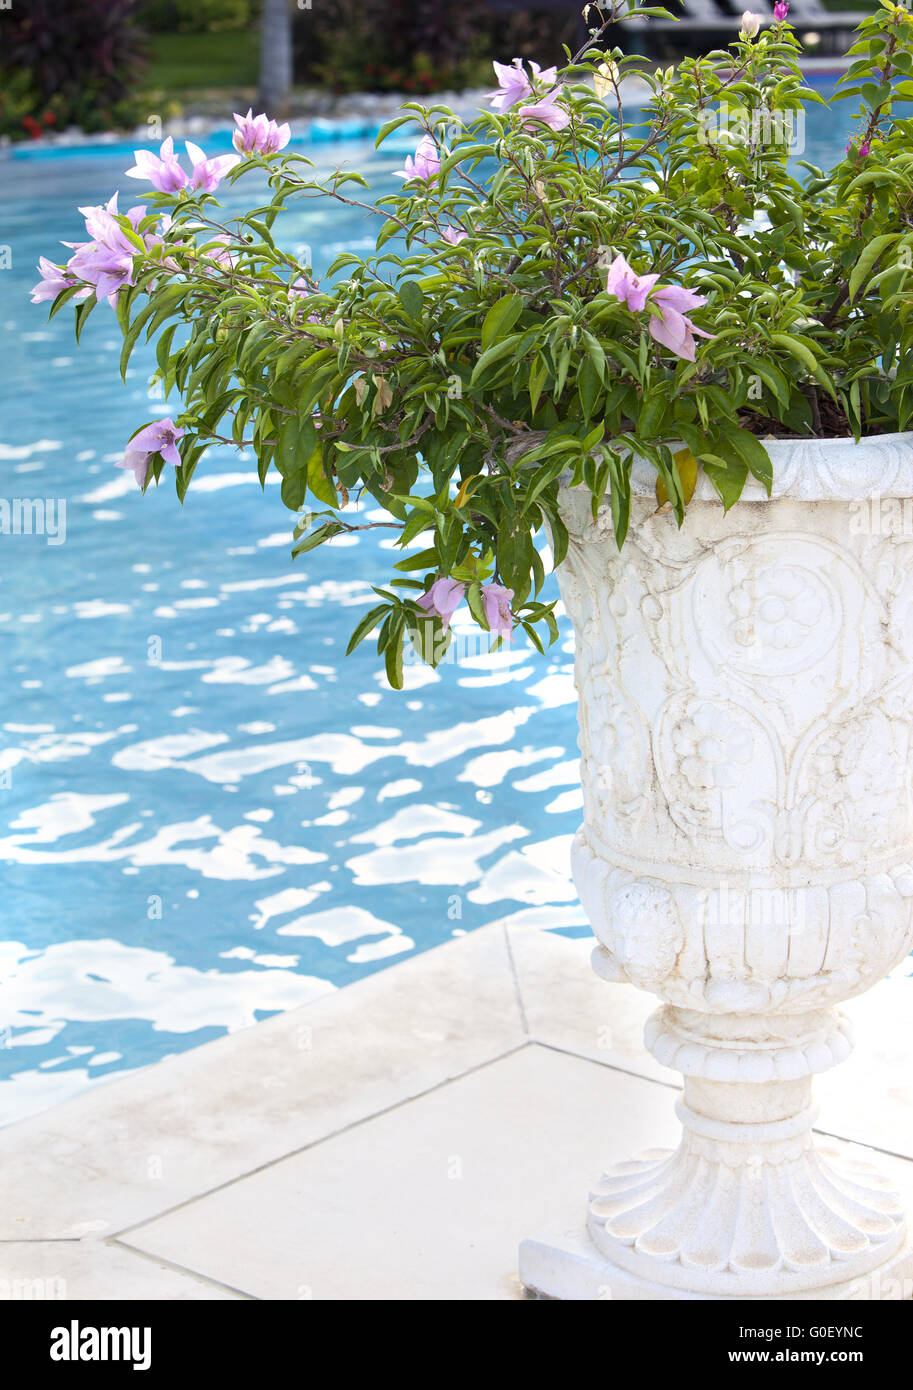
[520,1001,912,1300]
[519,1215,913,1301]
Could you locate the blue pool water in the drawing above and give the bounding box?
[0,88,870,1124]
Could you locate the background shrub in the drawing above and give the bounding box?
[0,0,147,137]
[296,2,584,95]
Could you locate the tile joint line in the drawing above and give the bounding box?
[105,1235,258,1300]
[502,925,530,1035]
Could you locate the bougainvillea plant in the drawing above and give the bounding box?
[31,2,913,684]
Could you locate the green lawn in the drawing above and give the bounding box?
[143,31,259,94]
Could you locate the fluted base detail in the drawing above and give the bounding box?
[587,1095,905,1297]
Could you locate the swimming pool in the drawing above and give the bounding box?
[0,84,869,1125]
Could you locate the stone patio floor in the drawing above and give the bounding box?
[1,924,911,1300]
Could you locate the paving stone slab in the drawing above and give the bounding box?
[0,1239,243,1301]
[0,926,525,1240]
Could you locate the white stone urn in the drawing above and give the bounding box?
[520,432,913,1300]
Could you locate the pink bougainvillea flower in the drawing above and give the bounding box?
[605,253,660,313]
[517,89,571,133]
[606,254,714,362]
[30,257,90,305]
[773,0,789,19]
[417,577,466,630]
[394,134,441,183]
[487,59,557,113]
[441,225,468,245]
[482,582,515,641]
[488,59,533,112]
[64,193,142,306]
[125,137,189,193]
[185,141,241,193]
[77,191,140,243]
[648,284,715,363]
[116,418,185,490]
[232,108,291,156]
[529,60,557,86]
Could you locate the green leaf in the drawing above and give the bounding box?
[650,446,684,519]
[399,507,433,547]
[637,393,668,439]
[394,546,438,572]
[528,358,548,414]
[277,416,316,477]
[438,143,496,178]
[549,512,569,568]
[498,518,532,605]
[307,447,339,507]
[46,283,83,321]
[240,216,277,250]
[73,295,97,345]
[747,359,789,406]
[384,617,405,690]
[606,451,631,549]
[848,233,900,303]
[346,603,390,654]
[465,582,487,629]
[769,333,819,375]
[174,440,201,503]
[577,356,602,420]
[481,294,523,353]
[376,218,401,251]
[702,456,748,511]
[119,301,155,382]
[375,115,413,147]
[156,322,178,377]
[523,621,544,655]
[291,521,344,557]
[397,281,424,320]
[280,468,307,511]
[470,333,523,384]
[724,427,773,494]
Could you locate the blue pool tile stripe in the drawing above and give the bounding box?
[6,118,425,161]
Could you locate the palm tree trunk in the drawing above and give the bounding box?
[258,0,293,116]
